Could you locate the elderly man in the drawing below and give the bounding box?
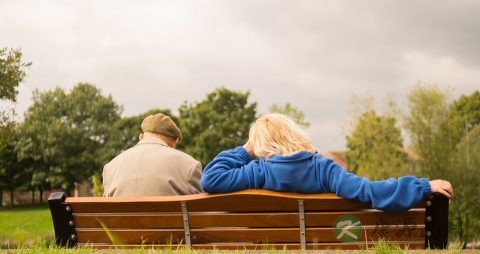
[102,113,202,196]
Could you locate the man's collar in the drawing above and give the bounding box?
[137,137,169,147]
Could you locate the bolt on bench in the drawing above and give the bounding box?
[48,189,448,250]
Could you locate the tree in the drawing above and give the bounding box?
[450,125,480,245]
[345,111,408,180]
[404,85,480,242]
[16,83,122,192]
[0,124,30,206]
[404,82,450,178]
[437,91,480,244]
[269,103,310,128]
[0,48,30,205]
[0,47,31,102]
[442,91,480,152]
[178,87,257,166]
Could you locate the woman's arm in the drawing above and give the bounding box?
[200,146,263,193]
[320,158,432,212]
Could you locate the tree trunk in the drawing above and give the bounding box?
[31,189,35,205]
[10,188,14,207]
[0,189,3,207]
[39,189,43,204]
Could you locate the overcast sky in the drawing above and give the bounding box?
[2,0,479,151]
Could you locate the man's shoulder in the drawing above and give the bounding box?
[104,146,140,168]
[104,143,200,169]
[128,143,199,166]
[163,147,200,166]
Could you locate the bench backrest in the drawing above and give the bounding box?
[48,189,448,250]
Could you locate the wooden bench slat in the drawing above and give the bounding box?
[67,189,343,203]
[78,241,425,250]
[187,195,372,212]
[68,198,370,213]
[66,190,371,213]
[67,189,426,213]
[66,190,426,213]
[73,209,425,229]
[76,226,425,244]
[73,213,184,229]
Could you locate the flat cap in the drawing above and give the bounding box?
[141,113,182,141]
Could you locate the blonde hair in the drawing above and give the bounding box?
[249,113,317,158]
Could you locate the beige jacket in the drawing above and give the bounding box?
[102,138,203,197]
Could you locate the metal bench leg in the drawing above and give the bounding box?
[298,200,306,250]
[425,193,449,249]
[48,192,77,247]
[181,201,192,250]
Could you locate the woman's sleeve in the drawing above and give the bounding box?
[321,158,432,212]
[200,146,264,193]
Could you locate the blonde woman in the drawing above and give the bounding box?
[200,114,453,212]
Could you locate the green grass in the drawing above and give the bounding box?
[0,240,471,254]
[0,205,54,246]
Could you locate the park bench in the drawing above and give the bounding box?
[48,189,448,250]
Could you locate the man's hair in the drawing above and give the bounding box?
[249,113,317,158]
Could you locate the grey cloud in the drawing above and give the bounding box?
[1,0,479,151]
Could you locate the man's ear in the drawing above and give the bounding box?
[139,133,144,141]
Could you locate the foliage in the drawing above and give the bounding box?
[449,125,480,244]
[404,83,450,178]
[0,47,31,102]
[178,87,257,166]
[443,91,480,149]
[15,83,122,192]
[346,111,408,180]
[404,85,480,243]
[440,91,480,244]
[90,174,103,197]
[0,124,31,206]
[269,102,310,128]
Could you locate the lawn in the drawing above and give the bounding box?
[0,205,54,246]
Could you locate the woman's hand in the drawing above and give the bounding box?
[243,141,255,158]
[429,180,453,198]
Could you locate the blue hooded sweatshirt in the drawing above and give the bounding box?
[200,146,432,212]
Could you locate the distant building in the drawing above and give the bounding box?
[322,150,348,170]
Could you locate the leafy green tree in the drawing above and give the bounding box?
[346,111,408,180]
[178,87,257,166]
[443,91,480,151]
[0,124,30,206]
[433,90,480,181]
[404,82,450,178]
[436,91,480,244]
[404,85,480,242]
[450,125,480,245]
[0,47,31,102]
[16,83,122,192]
[269,103,310,128]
